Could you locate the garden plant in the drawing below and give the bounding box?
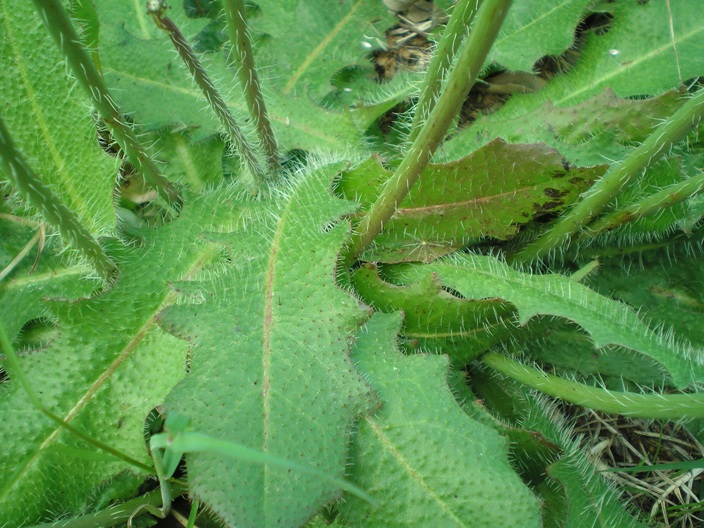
[1,0,704,526]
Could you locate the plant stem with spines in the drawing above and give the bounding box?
[149,4,266,190]
[348,0,512,260]
[222,0,280,174]
[0,116,116,282]
[407,0,482,143]
[481,351,704,419]
[31,0,182,213]
[513,87,704,263]
[584,168,704,236]
[26,486,186,528]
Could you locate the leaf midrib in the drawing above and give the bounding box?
[1,3,84,213]
[366,418,469,527]
[101,68,349,147]
[282,0,363,95]
[0,246,215,501]
[556,24,703,106]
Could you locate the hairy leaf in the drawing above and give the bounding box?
[339,141,605,262]
[340,312,542,527]
[0,1,115,235]
[589,246,704,350]
[0,196,228,525]
[161,163,375,527]
[520,396,648,528]
[439,89,688,167]
[95,1,363,151]
[249,0,394,100]
[490,0,595,72]
[502,0,704,111]
[387,255,704,389]
[351,263,515,361]
[0,217,96,339]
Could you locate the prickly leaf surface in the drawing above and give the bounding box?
[490,0,594,72]
[351,263,515,361]
[0,1,115,235]
[388,255,704,389]
[0,196,231,525]
[338,141,604,262]
[340,312,542,527]
[161,164,375,528]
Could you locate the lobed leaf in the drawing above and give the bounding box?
[386,254,704,389]
[351,263,515,362]
[499,0,704,111]
[511,393,648,528]
[438,89,688,167]
[0,217,97,339]
[339,312,543,527]
[0,195,231,526]
[588,245,704,351]
[338,141,605,263]
[94,1,364,151]
[490,0,595,72]
[161,163,375,527]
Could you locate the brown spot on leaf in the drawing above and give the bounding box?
[544,188,569,198]
[536,200,563,213]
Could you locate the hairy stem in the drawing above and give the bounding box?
[148,3,266,190]
[584,168,704,236]
[0,322,153,474]
[0,116,115,282]
[407,0,483,143]
[348,0,512,260]
[513,87,704,263]
[481,351,704,419]
[222,0,280,173]
[31,0,181,213]
[26,485,187,528]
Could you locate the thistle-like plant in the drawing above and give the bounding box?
[1,0,704,527]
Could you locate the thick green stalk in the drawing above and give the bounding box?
[513,87,704,263]
[31,0,181,212]
[148,2,266,189]
[0,322,152,474]
[348,0,512,260]
[0,116,115,282]
[222,0,280,173]
[407,0,483,143]
[585,169,704,236]
[481,351,704,419]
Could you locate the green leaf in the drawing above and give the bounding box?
[249,0,394,100]
[490,0,595,72]
[0,216,97,339]
[599,156,691,236]
[588,246,704,350]
[161,163,375,527]
[0,1,115,235]
[350,263,515,362]
[502,0,704,110]
[339,141,605,263]
[519,395,648,528]
[339,312,543,527]
[438,89,688,167]
[387,254,704,389]
[518,319,671,387]
[0,196,229,525]
[95,1,363,152]
[148,129,226,191]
